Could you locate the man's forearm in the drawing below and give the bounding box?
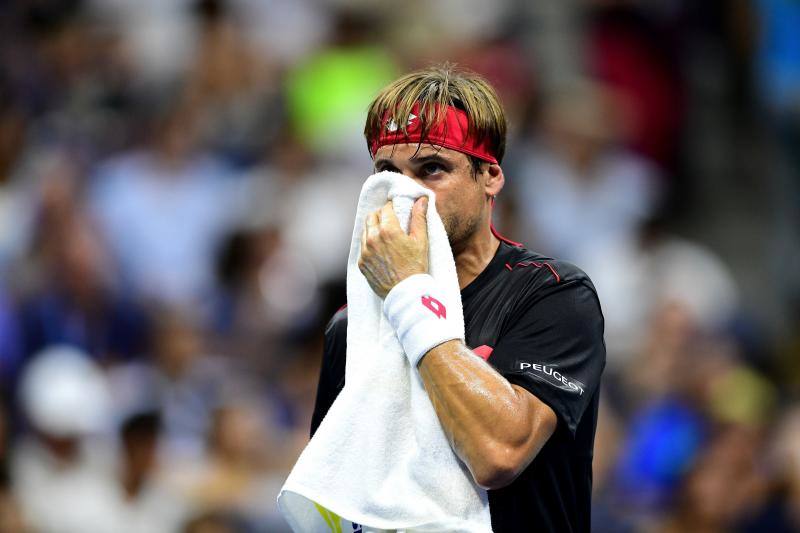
[417,340,557,489]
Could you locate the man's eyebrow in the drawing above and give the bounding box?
[374,158,397,168]
[407,154,452,165]
[374,153,453,168]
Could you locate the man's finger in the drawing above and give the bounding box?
[409,196,429,240]
[380,201,400,231]
[360,222,368,252]
[366,211,380,240]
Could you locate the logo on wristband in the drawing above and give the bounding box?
[421,295,447,319]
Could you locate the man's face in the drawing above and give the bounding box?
[373,143,488,249]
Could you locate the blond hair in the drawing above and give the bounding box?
[364,64,507,163]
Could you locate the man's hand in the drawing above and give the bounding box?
[358,197,429,298]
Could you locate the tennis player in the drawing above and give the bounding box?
[312,65,605,532]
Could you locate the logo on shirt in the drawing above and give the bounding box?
[472,344,494,361]
[421,295,447,319]
[516,362,585,396]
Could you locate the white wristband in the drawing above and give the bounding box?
[383,274,463,368]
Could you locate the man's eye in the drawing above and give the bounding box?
[421,162,445,175]
[376,164,399,173]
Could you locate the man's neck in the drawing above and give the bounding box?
[454,226,501,290]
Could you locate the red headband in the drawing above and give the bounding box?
[369,103,498,164]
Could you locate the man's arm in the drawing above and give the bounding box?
[358,198,603,489]
[415,280,605,489]
[418,340,557,489]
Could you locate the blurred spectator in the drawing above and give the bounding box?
[510,80,662,263]
[613,397,707,513]
[285,9,397,162]
[1,149,77,278]
[380,0,513,65]
[661,423,790,532]
[106,411,190,533]
[248,134,356,290]
[454,38,536,136]
[583,220,739,367]
[210,226,281,361]
[210,222,320,369]
[4,2,138,159]
[90,0,196,86]
[236,0,331,66]
[609,304,715,512]
[18,188,149,366]
[182,0,285,167]
[606,294,785,530]
[169,401,289,531]
[12,345,117,533]
[108,309,246,459]
[90,97,244,308]
[586,1,685,170]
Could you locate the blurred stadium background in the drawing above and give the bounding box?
[0,0,799,531]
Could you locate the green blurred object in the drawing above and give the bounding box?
[286,46,398,154]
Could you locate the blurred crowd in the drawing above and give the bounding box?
[0,0,798,531]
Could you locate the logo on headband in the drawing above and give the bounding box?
[386,113,417,133]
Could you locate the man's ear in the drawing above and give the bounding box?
[484,164,505,198]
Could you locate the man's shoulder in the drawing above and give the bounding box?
[503,244,598,295]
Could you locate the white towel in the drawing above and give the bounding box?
[278,172,492,532]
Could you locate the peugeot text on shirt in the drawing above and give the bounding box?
[516,362,585,396]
